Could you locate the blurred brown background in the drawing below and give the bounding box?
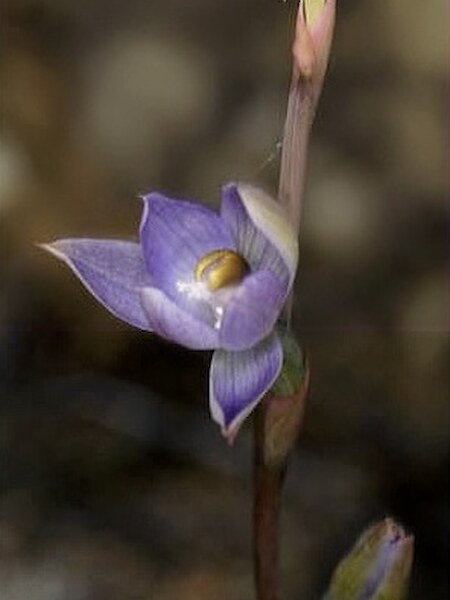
[0,1,448,598]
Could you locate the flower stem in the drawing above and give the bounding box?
[252,363,309,600]
[252,2,335,597]
[278,0,335,322]
[278,74,315,238]
[253,400,285,600]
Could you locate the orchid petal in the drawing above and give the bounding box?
[221,183,298,286]
[210,332,283,438]
[140,192,235,323]
[41,239,151,330]
[140,287,219,350]
[219,270,286,351]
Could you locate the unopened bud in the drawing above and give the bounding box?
[303,0,327,28]
[324,518,414,600]
[293,0,336,83]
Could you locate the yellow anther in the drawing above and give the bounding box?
[195,249,249,291]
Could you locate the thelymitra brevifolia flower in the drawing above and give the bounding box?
[41,183,298,440]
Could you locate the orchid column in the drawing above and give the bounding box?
[253,2,336,600]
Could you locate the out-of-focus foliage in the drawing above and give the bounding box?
[0,1,447,599]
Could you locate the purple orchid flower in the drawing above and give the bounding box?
[42,183,298,439]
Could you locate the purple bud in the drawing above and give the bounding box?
[325,518,414,600]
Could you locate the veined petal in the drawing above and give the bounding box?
[210,332,283,439]
[140,287,219,350]
[41,239,151,330]
[140,192,235,324]
[219,270,286,351]
[221,183,298,286]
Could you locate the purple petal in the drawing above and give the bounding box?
[221,183,298,286]
[41,239,151,330]
[140,287,219,350]
[140,192,235,324]
[219,270,286,351]
[209,332,283,438]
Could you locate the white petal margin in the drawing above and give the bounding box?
[40,239,152,330]
[140,287,219,350]
[209,332,283,441]
[236,183,299,285]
